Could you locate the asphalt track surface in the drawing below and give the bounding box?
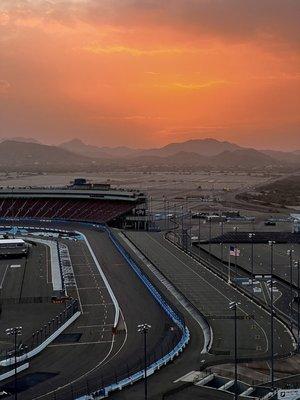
[194,241,300,336]
[124,232,295,360]
[0,221,175,400]
[0,243,65,353]
[0,220,296,400]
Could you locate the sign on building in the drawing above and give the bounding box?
[278,389,300,399]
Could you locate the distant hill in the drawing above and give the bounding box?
[59,139,110,159]
[126,151,207,167]
[0,140,96,169]
[125,148,280,169]
[210,149,282,168]
[60,139,138,158]
[0,137,299,172]
[137,138,242,157]
[0,137,41,144]
[99,146,138,157]
[262,150,300,164]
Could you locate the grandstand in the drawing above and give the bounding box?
[0,181,146,225]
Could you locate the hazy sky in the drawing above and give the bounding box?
[0,0,299,149]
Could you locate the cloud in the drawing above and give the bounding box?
[83,44,194,56]
[2,0,300,48]
[157,80,231,90]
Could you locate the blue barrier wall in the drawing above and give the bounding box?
[86,226,190,399]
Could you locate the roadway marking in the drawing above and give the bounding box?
[77,324,114,329]
[0,265,9,288]
[48,340,114,347]
[82,303,113,307]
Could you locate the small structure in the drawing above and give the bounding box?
[0,238,28,258]
[291,214,300,233]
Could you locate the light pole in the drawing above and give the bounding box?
[138,323,151,400]
[163,196,167,230]
[233,227,238,280]
[219,220,224,261]
[268,240,275,391]
[249,233,255,299]
[166,199,169,231]
[5,326,22,400]
[296,260,300,350]
[198,214,201,246]
[189,210,192,250]
[287,249,294,331]
[181,205,184,248]
[229,301,240,400]
[209,216,212,255]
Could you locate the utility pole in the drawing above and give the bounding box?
[137,323,151,400]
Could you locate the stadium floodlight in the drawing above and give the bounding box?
[137,323,151,400]
[287,249,295,331]
[5,326,23,400]
[268,240,275,390]
[249,233,256,299]
[229,302,240,400]
[295,260,300,350]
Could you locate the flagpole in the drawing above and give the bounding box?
[228,249,232,284]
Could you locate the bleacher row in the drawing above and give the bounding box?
[0,197,135,223]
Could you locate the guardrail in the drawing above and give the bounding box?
[0,299,80,366]
[75,225,190,400]
[0,221,190,399]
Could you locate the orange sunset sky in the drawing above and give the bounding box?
[0,0,299,150]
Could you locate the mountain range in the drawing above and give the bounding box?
[0,137,299,171]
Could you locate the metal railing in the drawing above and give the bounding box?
[0,299,79,365]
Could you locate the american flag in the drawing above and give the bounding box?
[230,245,240,256]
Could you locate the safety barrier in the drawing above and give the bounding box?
[0,300,80,367]
[80,225,190,399]
[0,221,190,399]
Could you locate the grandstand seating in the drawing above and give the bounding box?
[0,197,135,223]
